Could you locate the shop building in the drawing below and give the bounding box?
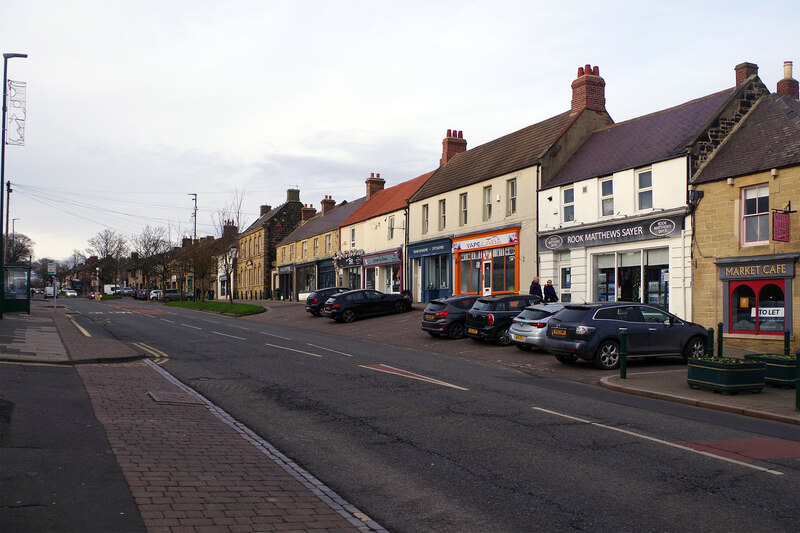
[538,62,770,318]
[408,238,452,302]
[691,61,800,353]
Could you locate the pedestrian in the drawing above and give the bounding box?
[529,277,543,300]
[544,279,558,302]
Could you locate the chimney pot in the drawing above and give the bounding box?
[447,129,452,137]
[571,63,606,115]
[593,66,599,75]
[365,172,386,199]
[440,128,467,166]
[578,67,584,77]
[777,60,799,99]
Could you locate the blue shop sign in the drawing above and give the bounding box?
[407,239,451,259]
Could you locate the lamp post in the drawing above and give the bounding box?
[9,217,18,262]
[96,267,100,294]
[0,52,27,319]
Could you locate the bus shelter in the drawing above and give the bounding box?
[4,262,31,314]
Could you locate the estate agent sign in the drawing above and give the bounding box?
[538,213,684,251]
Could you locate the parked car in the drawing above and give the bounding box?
[420,295,478,339]
[509,302,566,351]
[122,287,134,296]
[544,302,708,370]
[135,289,150,300]
[465,294,542,346]
[64,289,78,298]
[305,287,349,316]
[321,289,411,323]
[150,289,163,300]
[162,289,193,302]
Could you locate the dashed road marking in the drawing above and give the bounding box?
[306,343,353,357]
[213,331,246,340]
[359,364,469,390]
[264,343,322,358]
[261,331,291,340]
[182,323,202,330]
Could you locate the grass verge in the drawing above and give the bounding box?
[164,300,265,315]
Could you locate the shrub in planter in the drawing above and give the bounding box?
[743,354,797,388]
[687,357,765,394]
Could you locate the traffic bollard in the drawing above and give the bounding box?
[619,328,627,380]
[717,322,724,359]
[707,327,714,358]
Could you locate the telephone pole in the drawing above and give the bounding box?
[189,193,197,298]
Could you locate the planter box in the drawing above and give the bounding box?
[743,355,797,388]
[687,358,765,394]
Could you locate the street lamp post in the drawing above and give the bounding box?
[9,217,18,262]
[0,52,28,319]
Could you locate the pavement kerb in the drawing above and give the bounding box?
[600,375,800,426]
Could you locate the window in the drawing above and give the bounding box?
[730,280,784,335]
[563,187,574,222]
[742,184,769,245]
[388,216,396,239]
[313,238,319,257]
[459,193,468,226]
[289,246,295,261]
[601,179,614,216]
[438,199,446,230]
[302,241,308,259]
[281,247,286,262]
[490,246,516,292]
[350,227,356,249]
[325,234,332,253]
[637,170,653,210]
[507,179,517,215]
[483,186,492,221]
[422,204,429,234]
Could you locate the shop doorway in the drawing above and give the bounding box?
[482,261,492,296]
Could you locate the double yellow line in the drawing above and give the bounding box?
[131,342,169,365]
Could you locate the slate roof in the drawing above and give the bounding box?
[693,94,800,184]
[544,89,735,190]
[278,197,366,245]
[242,205,283,234]
[410,111,574,202]
[341,172,434,226]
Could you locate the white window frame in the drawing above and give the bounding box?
[507,178,517,215]
[637,169,653,210]
[302,241,308,259]
[350,227,356,249]
[563,187,575,222]
[742,183,769,246]
[422,204,429,234]
[313,237,319,257]
[290,246,295,261]
[600,178,614,216]
[388,216,395,239]
[438,199,446,231]
[483,186,492,221]
[459,193,468,226]
[325,234,332,253]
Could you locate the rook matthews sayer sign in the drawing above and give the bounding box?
[538,213,684,251]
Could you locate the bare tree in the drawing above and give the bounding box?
[7,232,34,263]
[87,229,127,288]
[213,189,245,303]
[130,225,171,288]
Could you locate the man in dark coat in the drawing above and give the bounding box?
[544,279,558,302]
[529,277,543,300]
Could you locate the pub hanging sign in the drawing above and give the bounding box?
[773,212,789,242]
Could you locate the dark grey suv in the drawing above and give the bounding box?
[420,295,478,339]
[544,302,707,369]
[465,294,541,346]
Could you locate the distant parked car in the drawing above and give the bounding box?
[64,289,78,298]
[305,287,349,316]
[509,302,566,351]
[162,289,193,302]
[122,287,134,296]
[321,289,411,323]
[150,290,163,300]
[420,295,479,339]
[544,302,708,369]
[135,289,150,300]
[465,294,542,346]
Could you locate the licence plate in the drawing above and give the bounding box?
[467,328,478,334]
[552,328,567,336]
[424,313,435,320]
[512,334,525,342]
[324,306,332,311]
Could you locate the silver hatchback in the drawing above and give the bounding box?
[509,303,566,351]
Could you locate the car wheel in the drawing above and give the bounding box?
[515,344,533,351]
[683,336,705,362]
[393,300,407,314]
[594,340,620,370]
[447,322,465,340]
[427,331,440,337]
[495,327,512,346]
[341,310,356,323]
[556,354,578,364]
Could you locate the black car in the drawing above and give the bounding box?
[420,295,479,339]
[305,287,349,316]
[465,294,542,346]
[544,302,708,370]
[321,289,411,323]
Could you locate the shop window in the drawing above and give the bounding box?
[439,199,447,230]
[637,170,653,210]
[730,280,785,335]
[742,184,769,245]
[483,186,492,221]
[459,251,481,293]
[424,255,450,290]
[507,178,517,215]
[601,179,614,216]
[491,246,516,293]
[563,188,574,222]
[422,204,429,234]
[459,194,468,226]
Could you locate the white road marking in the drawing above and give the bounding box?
[261,331,291,340]
[360,364,468,391]
[212,331,246,340]
[264,343,322,358]
[229,325,250,331]
[182,324,202,330]
[532,407,784,476]
[306,343,353,357]
[161,319,175,323]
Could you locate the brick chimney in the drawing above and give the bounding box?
[182,237,193,248]
[222,220,238,242]
[366,172,385,199]
[440,129,467,166]
[571,64,606,115]
[735,62,759,86]
[260,205,272,216]
[286,188,300,202]
[301,203,317,222]
[320,195,336,215]
[777,61,799,100]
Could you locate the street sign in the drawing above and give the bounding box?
[47,263,56,275]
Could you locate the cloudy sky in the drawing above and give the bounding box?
[2,1,797,261]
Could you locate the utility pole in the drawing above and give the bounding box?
[4,181,11,264]
[189,193,197,298]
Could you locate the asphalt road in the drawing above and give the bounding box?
[66,298,800,532]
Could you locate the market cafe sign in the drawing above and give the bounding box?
[719,259,795,280]
[538,214,683,251]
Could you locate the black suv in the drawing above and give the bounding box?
[465,294,541,345]
[321,289,411,323]
[305,287,349,316]
[420,295,478,339]
[544,302,707,369]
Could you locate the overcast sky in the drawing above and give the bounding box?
[2,1,797,262]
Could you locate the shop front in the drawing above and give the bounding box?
[538,212,687,314]
[335,252,362,289]
[716,253,798,339]
[317,258,336,289]
[276,265,293,301]
[362,248,403,294]
[295,261,316,300]
[408,238,452,303]
[453,228,519,296]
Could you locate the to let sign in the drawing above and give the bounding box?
[773,212,789,242]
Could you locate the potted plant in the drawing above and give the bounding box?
[743,354,797,388]
[687,357,765,393]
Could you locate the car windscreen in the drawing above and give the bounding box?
[553,307,592,322]
[516,308,553,320]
